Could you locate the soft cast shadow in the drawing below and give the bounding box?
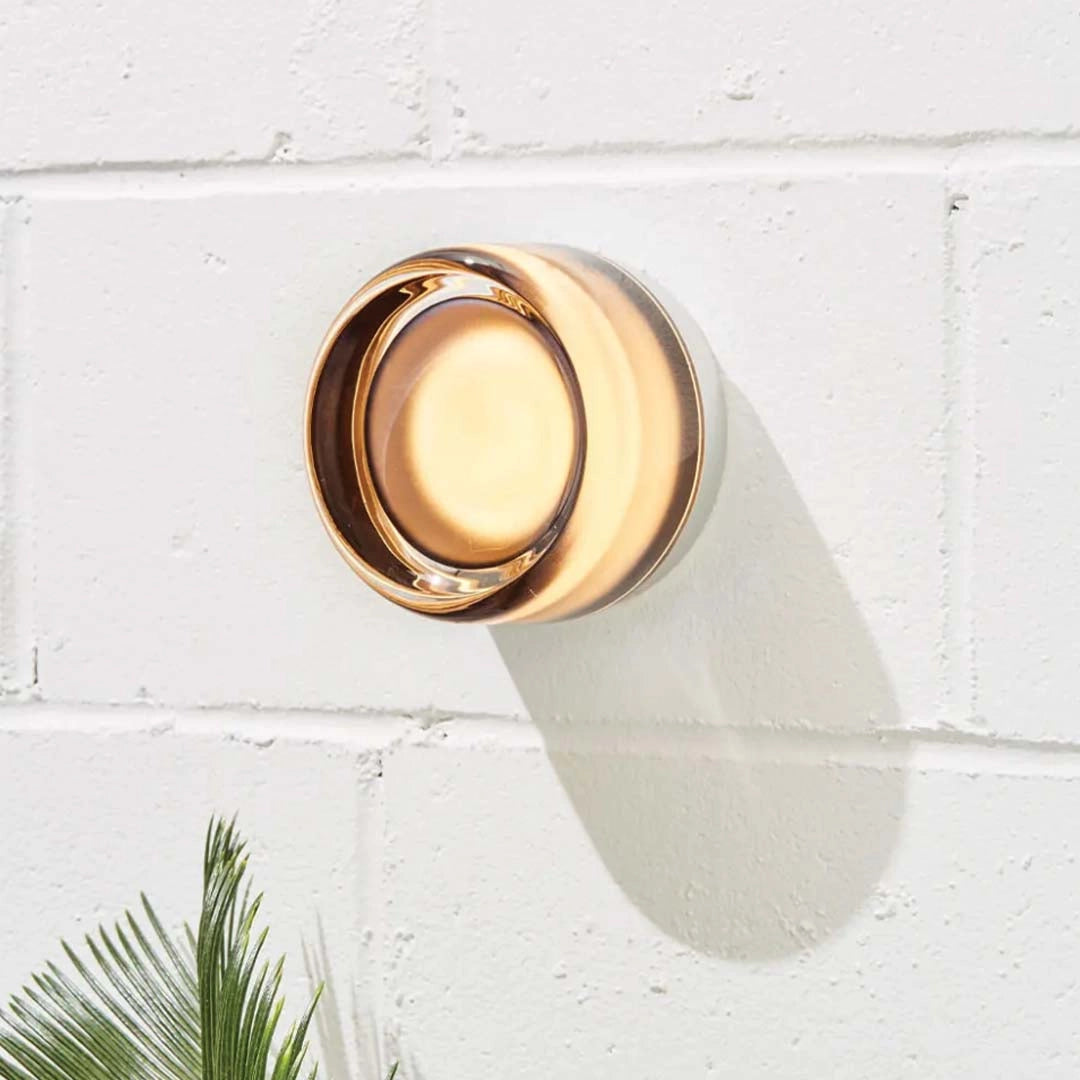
[492,382,909,960]
[303,915,385,1080]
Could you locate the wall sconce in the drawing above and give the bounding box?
[305,245,724,623]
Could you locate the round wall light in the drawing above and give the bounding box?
[305,244,724,623]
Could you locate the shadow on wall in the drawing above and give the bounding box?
[492,381,910,961]
[305,924,424,1080]
[304,915,400,1080]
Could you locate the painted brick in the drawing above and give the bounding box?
[0,198,30,693]
[25,175,944,725]
[0,0,427,170]
[383,734,1080,1079]
[0,0,1079,1071]
[0,709,390,1079]
[0,201,9,688]
[957,167,1080,739]
[436,0,1080,153]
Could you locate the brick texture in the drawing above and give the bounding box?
[2,6,1079,1078]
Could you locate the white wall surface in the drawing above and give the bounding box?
[1,2,1079,1076]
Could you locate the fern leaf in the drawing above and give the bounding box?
[0,817,322,1080]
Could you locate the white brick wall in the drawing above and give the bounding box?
[435,0,1080,151]
[0,0,428,168]
[2,3,1080,1076]
[955,167,1080,739]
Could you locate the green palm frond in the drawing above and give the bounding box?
[0,817,324,1080]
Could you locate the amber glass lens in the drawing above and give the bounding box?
[365,297,578,569]
[305,245,720,623]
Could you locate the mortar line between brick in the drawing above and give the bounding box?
[0,199,34,693]
[5,701,1080,768]
[0,200,13,686]
[367,748,390,1079]
[376,752,397,1076]
[421,0,452,162]
[3,133,1080,198]
[942,183,978,728]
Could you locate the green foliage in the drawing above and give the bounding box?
[0,817,380,1080]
